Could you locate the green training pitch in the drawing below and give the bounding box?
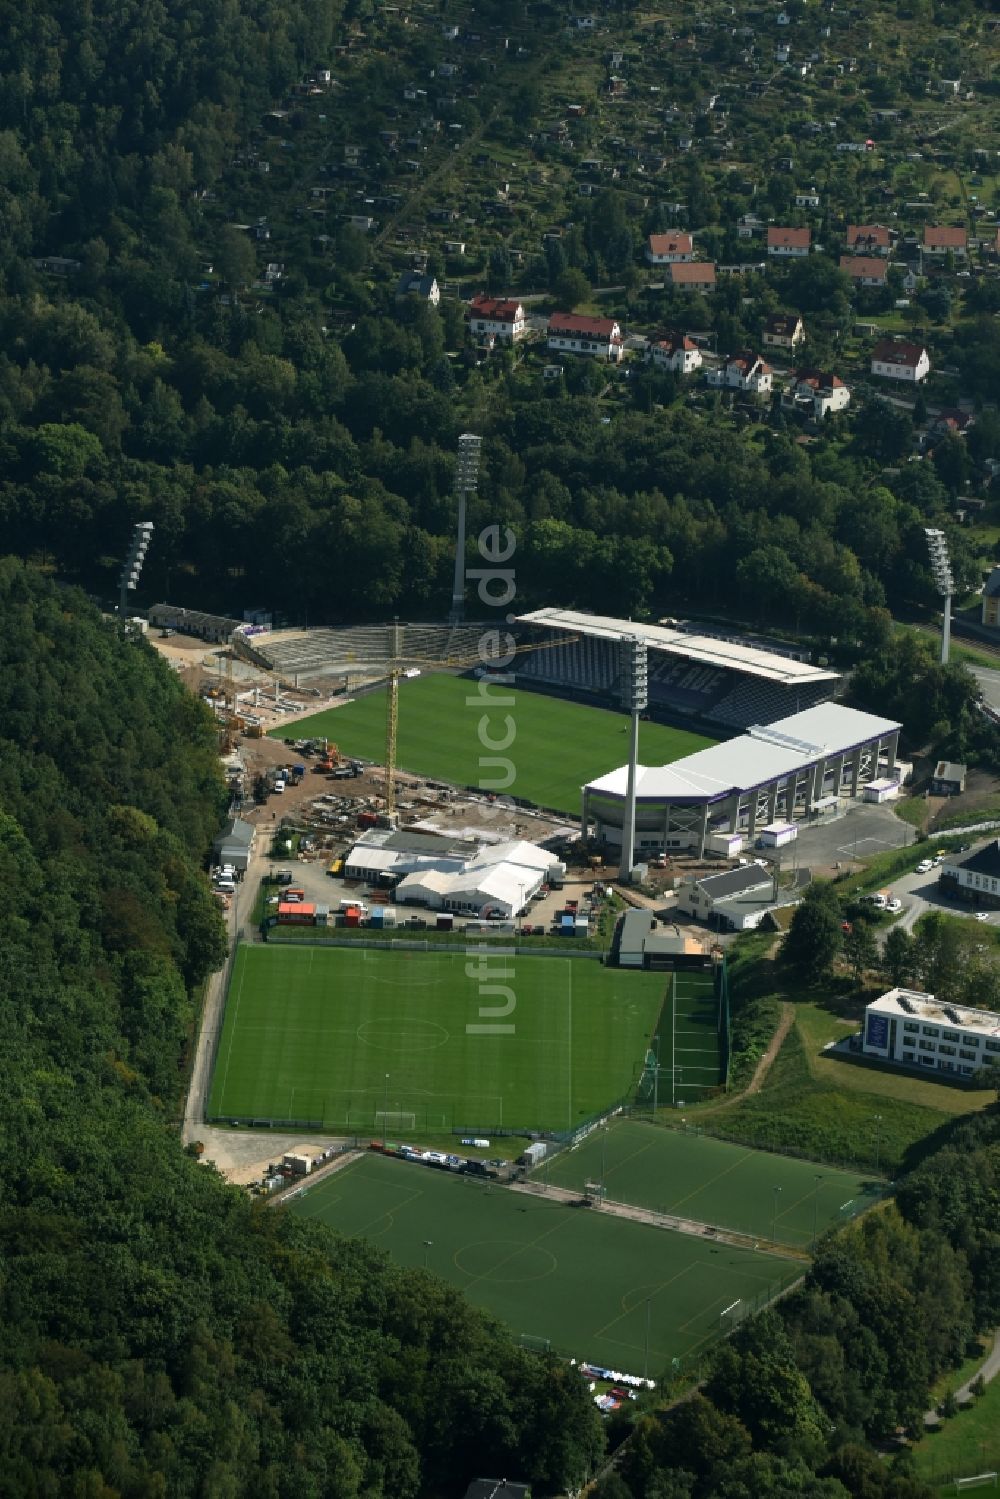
[270,674,716,813]
[544,1120,878,1249]
[289,1154,799,1368]
[208,945,672,1132]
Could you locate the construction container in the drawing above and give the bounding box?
[758,822,797,849]
[369,908,385,929]
[278,902,316,924]
[560,913,576,935]
[574,917,589,937]
[344,907,361,927]
[436,913,454,931]
[519,1141,548,1168]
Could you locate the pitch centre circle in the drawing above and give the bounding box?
[454,1241,558,1283]
[356,1018,450,1052]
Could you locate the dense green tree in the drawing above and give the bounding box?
[783,883,844,981]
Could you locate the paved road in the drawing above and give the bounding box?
[925,1328,1000,1424]
[182,812,343,1182]
[971,665,1000,713]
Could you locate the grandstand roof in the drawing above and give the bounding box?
[516,608,840,686]
[585,703,900,804]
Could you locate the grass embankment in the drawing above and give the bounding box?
[910,1367,1000,1489]
[693,938,991,1173]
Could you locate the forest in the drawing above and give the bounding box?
[0,561,602,1495]
[0,0,993,641]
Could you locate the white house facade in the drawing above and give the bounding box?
[870,339,930,382]
[547,313,624,362]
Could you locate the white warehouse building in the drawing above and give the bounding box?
[344,830,563,919]
[862,988,1000,1078]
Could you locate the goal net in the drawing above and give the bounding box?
[374,1110,416,1133]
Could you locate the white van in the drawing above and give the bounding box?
[215,878,236,896]
[273,779,286,793]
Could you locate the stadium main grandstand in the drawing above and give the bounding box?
[583,702,902,861]
[515,608,841,731]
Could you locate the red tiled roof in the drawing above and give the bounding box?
[728,351,771,375]
[839,255,887,280]
[548,312,621,338]
[846,223,890,249]
[648,231,693,256]
[767,227,811,249]
[872,339,927,366]
[469,293,522,320]
[653,331,698,353]
[793,368,845,391]
[668,261,716,284]
[924,225,967,249]
[765,312,803,335]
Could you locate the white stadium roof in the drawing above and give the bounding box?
[586,703,901,803]
[516,607,840,686]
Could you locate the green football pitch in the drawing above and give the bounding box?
[209,946,713,1132]
[289,1154,799,1368]
[543,1120,879,1250]
[270,674,716,813]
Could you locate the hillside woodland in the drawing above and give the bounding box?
[0,562,602,1496]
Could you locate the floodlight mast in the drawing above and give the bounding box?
[118,521,154,626]
[924,528,954,665]
[618,635,649,883]
[449,433,483,625]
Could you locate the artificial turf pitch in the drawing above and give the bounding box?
[208,945,675,1132]
[270,673,716,814]
[542,1119,877,1249]
[290,1155,798,1368]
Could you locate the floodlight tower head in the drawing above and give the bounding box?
[924,527,954,664]
[450,433,483,625]
[118,520,154,625]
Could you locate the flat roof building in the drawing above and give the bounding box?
[582,702,900,860]
[863,988,1000,1078]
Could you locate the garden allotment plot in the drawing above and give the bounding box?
[209,946,667,1132]
[545,1120,878,1250]
[291,1154,798,1368]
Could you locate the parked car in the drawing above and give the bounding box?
[915,859,934,874]
[886,898,902,914]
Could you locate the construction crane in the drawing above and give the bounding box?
[382,633,578,816]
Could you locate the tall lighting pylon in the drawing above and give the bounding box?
[449,433,483,625]
[118,521,154,626]
[619,635,648,883]
[925,528,954,665]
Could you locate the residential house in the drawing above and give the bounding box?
[762,312,805,351]
[547,312,624,362]
[846,223,891,255]
[932,408,975,439]
[767,227,811,257]
[647,332,703,374]
[840,255,889,288]
[467,293,526,344]
[706,351,773,395]
[870,339,930,382]
[783,369,851,419]
[395,272,440,305]
[737,212,766,239]
[795,188,821,208]
[982,566,1000,629]
[667,261,716,292]
[923,225,968,258]
[646,231,694,264]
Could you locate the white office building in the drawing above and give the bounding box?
[862,988,1000,1078]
